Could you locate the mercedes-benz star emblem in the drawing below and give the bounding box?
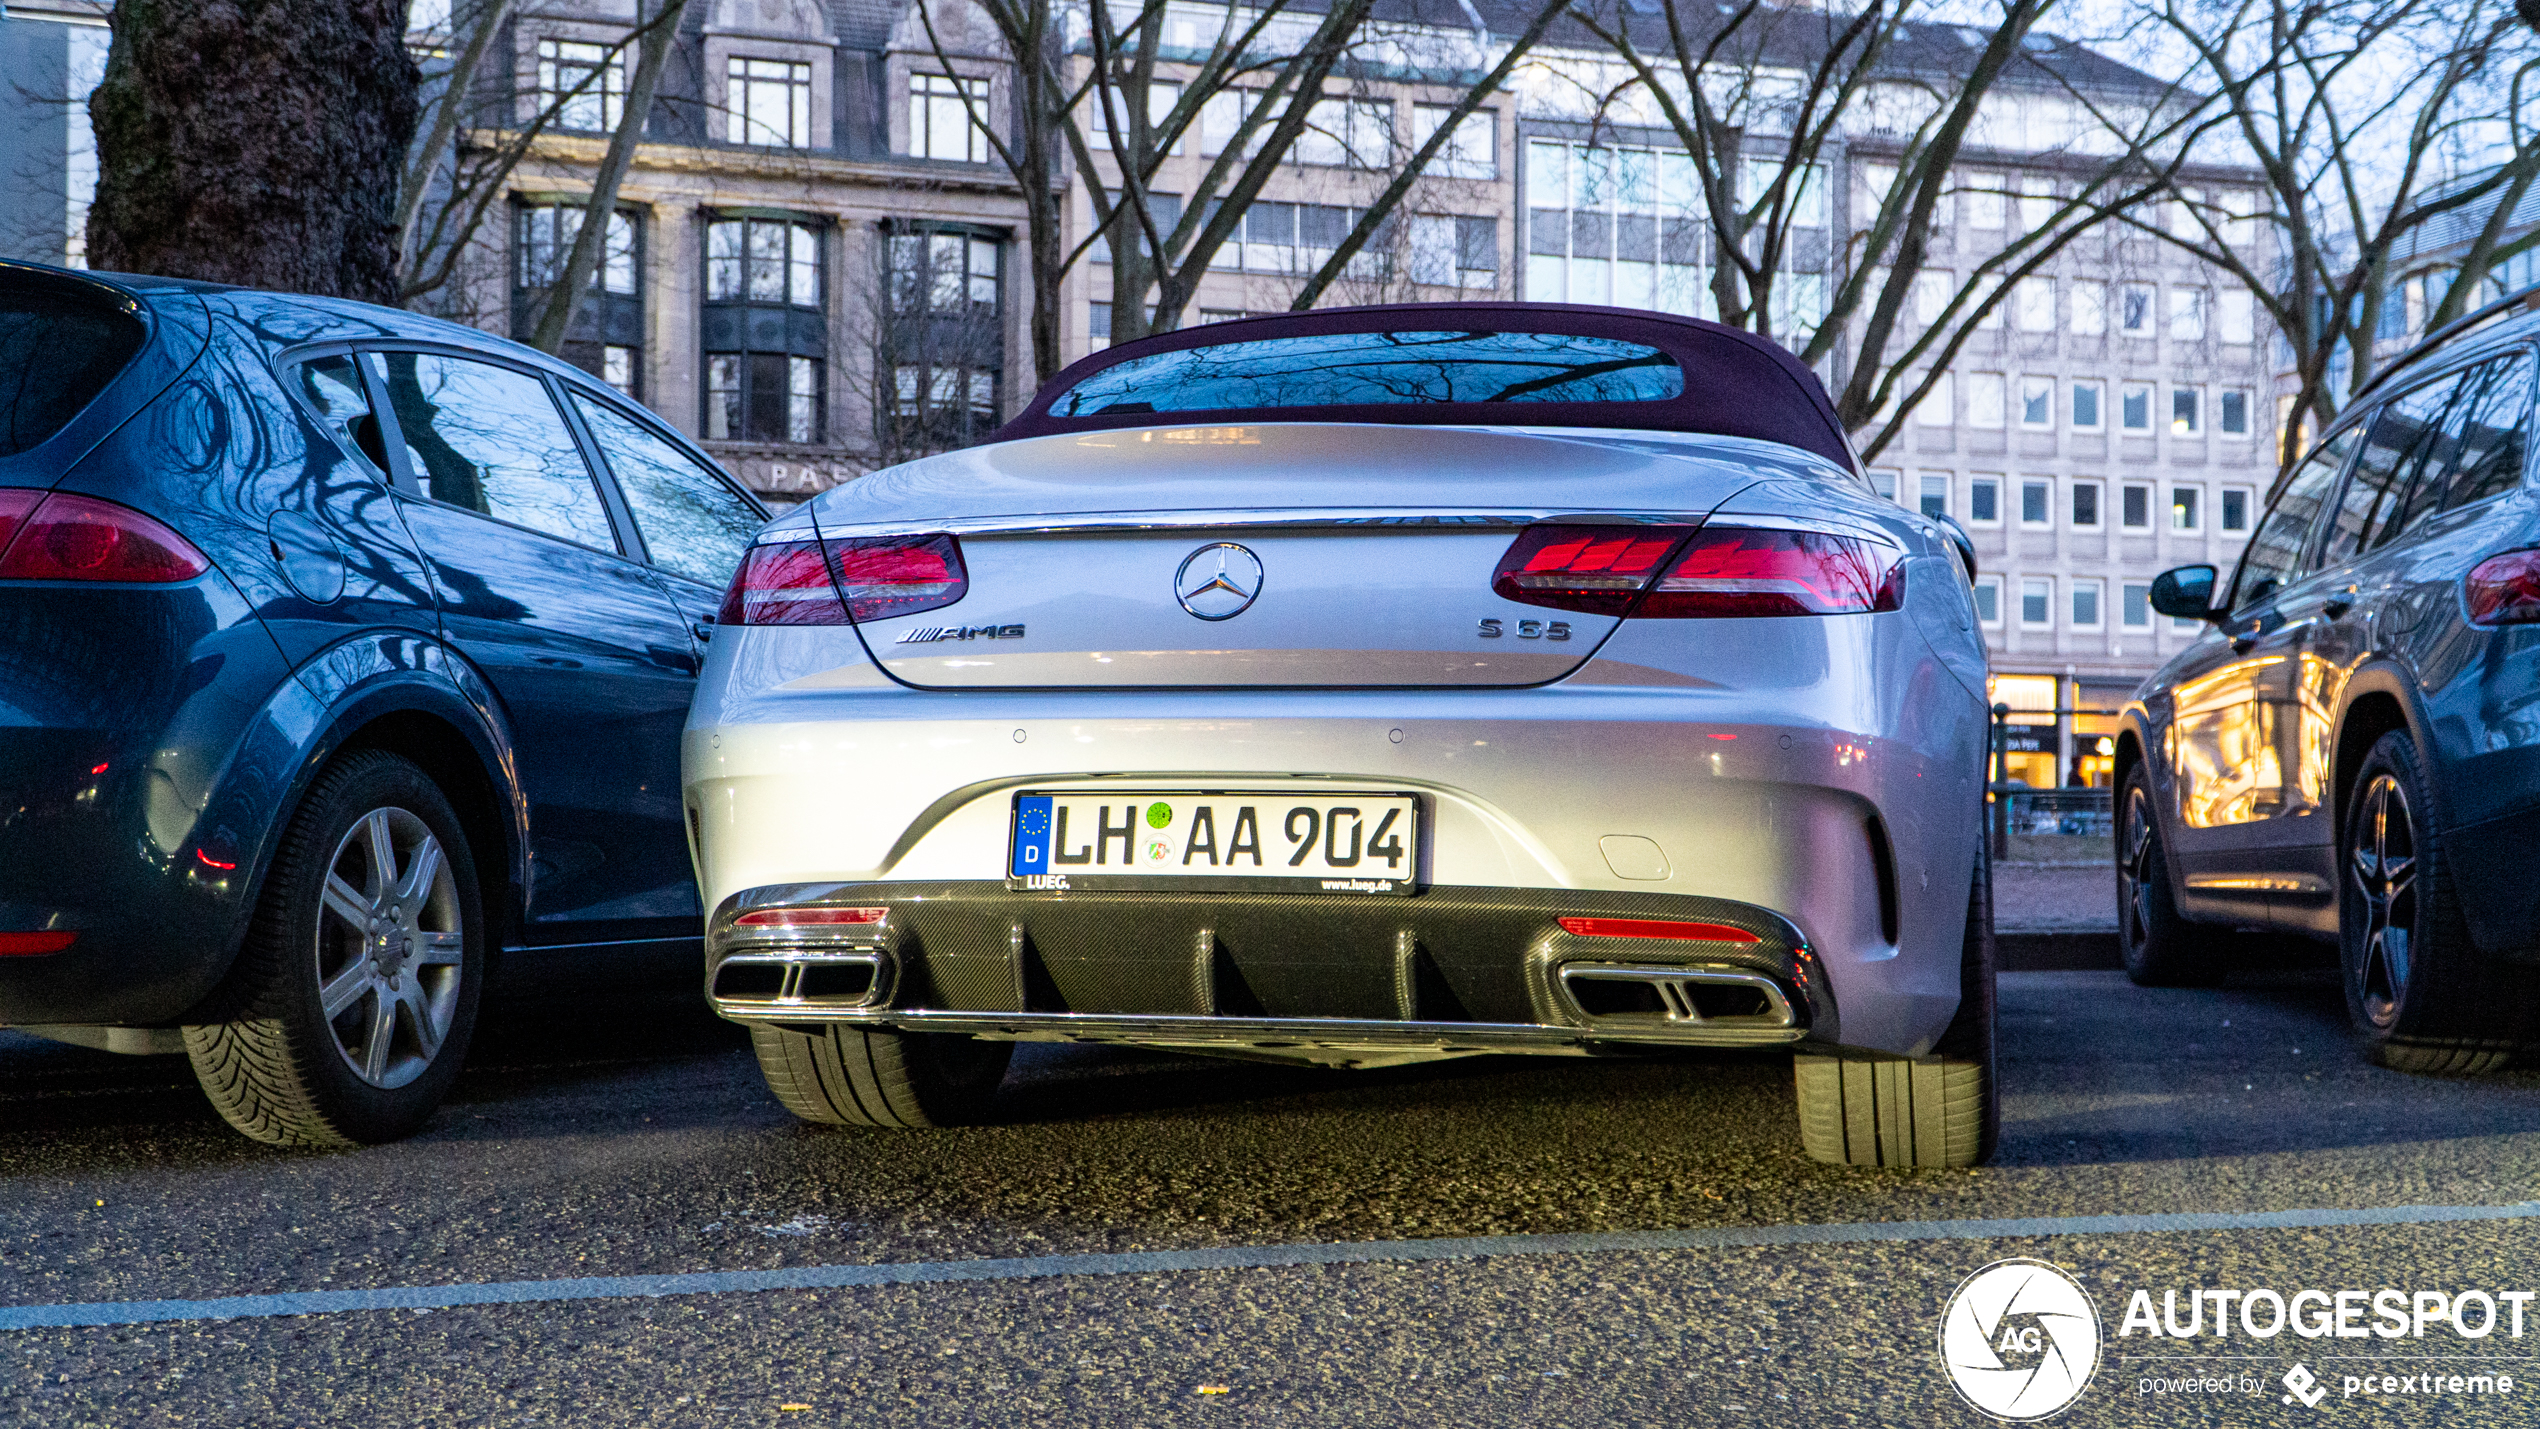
[1175,542,1263,621]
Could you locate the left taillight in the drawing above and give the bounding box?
[2465,548,2540,626]
[0,492,210,583]
[713,532,969,626]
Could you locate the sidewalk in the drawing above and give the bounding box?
[1995,860,2119,970]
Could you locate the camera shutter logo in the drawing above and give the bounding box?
[1938,1258,2102,1420]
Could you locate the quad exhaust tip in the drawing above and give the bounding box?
[1557,962,1797,1028]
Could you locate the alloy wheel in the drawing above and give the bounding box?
[315,807,466,1089]
[2349,772,2418,1030]
[2119,783,2157,951]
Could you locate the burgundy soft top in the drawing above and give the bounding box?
[992,302,1858,471]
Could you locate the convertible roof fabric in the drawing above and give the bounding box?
[993,302,1858,470]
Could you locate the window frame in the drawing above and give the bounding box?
[2019,477,2053,529]
[1967,473,2002,527]
[2069,379,2104,432]
[2019,577,2054,629]
[2070,478,2103,529]
[2069,577,2105,631]
[2121,481,2152,530]
[1972,574,2003,627]
[559,379,771,582]
[727,55,815,149]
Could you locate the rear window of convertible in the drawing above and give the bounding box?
[1050,330,1685,417]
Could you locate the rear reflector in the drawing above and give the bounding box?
[2465,548,2540,625]
[1557,916,1760,944]
[716,540,848,626]
[0,493,210,583]
[735,907,887,928]
[828,534,966,623]
[1492,524,1689,614]
[1638,527,1903,618]
[0,931,76,956]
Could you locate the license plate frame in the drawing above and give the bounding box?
[1006,790,1421,895]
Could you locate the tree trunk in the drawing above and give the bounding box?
[87,0,418,304]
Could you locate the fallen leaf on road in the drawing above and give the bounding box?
[1197,1385,1230,1395]
[779,1405,812,1413]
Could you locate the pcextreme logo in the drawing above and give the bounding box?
[1939,1258,2103,1420]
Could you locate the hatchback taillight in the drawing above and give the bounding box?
[1491,522,1901,618]
[828,534,966,623]
[2465,548,2540,626]
[717,540,848,626]
[0,492,209,583]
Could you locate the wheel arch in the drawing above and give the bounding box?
[2331,669,2431,841]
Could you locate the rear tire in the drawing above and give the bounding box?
[1795,839,1998,1168]
[750,1023,1012,1127]
[2340,731,2521,1075]
[184,750,484,1147]
[2117,765,2228,987]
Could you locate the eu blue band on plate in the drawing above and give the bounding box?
[1011,796,1054,878]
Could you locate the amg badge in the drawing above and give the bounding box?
[895,623,1025,644]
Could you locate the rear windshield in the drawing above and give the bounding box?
[0,285,146,458]
[1050,330,1685,417]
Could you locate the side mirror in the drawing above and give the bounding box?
[2149,564,2221,621]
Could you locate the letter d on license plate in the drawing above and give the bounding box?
[1008,791,1418,895]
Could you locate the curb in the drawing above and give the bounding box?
[1998,930,2120,971]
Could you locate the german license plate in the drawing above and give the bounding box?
[1008,791,1419,895]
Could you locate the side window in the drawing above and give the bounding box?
[2321,380,2449,567]
[570,392,764,588]
[379,352,619,553]
[2435,353,2533,512]
[2230,425,2355,612]
[289,353,392,476]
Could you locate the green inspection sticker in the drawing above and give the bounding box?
[1146,801,1173,828]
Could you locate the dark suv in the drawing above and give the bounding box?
[0,262,765,1143]
[2123,288,2540,1072]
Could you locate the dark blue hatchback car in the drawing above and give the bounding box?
[2122,287,2540,1073]
[0,262,766,1144]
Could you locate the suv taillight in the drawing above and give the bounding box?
[714,533,968,626]
[1491,523,1901,618]
[2465,548,2540,625]
[0,492,210,583]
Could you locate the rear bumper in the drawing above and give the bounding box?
[704,881,1840,1061]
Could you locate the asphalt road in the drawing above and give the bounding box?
[6,960,2540,1427]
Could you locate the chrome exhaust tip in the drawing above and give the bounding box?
[1556,962,1798,1029]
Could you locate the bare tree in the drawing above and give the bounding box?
[2137,0,2540,463]
[839,222,1014,470]
[525,0,691,352]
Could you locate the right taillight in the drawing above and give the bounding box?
[1492,524,1690,613]
[1639,527,1904,617]
[2465,548,2540,626]
[717,540,849,626]
[0,492,210,583]
[828,534,966,623]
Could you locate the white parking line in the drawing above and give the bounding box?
[5,1201,2535,1331]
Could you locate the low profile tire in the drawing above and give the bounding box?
[2340,732,2521,1075]
[184,750,485,1147]
[2116,764,2228,987]
[749,1024,1012,1128]
[1795,839,1999,1169]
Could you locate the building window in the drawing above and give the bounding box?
[2120,383,2152,431]
[1407,215,1499,288]
[2071,579,2103,630]
[2220,388,2250,436]
[538,39,623,132]
[1973,575,2001,625]
[879,225,1006,455]
[1918,473,1949,518]
[2172,485,2202,531]
[2071,380,2103,430]
[2020,480,2051,526]
[1915,372,1954,426]
[2171,386,2202,436]
[2021,578,2052,627]
[511,202,644,395]
[1411,105,1496,178]
[2016,277,2054,331]
[2122,483,2151,529]
[2169,287,2206,341]
[2122,582,2151,629]
[2221,487,2251,534]
[1868,467,1899,501]
[2220,287,2255,344]
[702,215,825,443]
[911,73,989,162]
[2020,377,2052,429]
[1968,372,2006,428]
[1968,474,2000,525]
[728,57,812,148]
[1964,174,2004,230]
[2119,283,2154,335]
[2070,280,2105,335]
[1522,140,1731,323]
[2071,481,2101,528]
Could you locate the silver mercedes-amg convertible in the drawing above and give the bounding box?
[682,303,1998,1168]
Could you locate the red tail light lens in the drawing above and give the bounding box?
[0,489,40,557]
[1557,916,1760,944]
[0,493,210,583]
[2465,548,2540,626]
[828,534,966,623]
[0,930,77,956]
[1491,524,1689,614]
[1638,527,1903,618]
[735,907,887,927]
[716,540,848,625]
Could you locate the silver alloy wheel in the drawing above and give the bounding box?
[315,806,466,1089]
[2349,771,2418,1030]
[2119,783,2157,951]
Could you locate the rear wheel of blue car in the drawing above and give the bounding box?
[750,1024,1012,1128]
[2340,732,2521,1075]
[183,750,486,1146]
[1793,842,1998,1169]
